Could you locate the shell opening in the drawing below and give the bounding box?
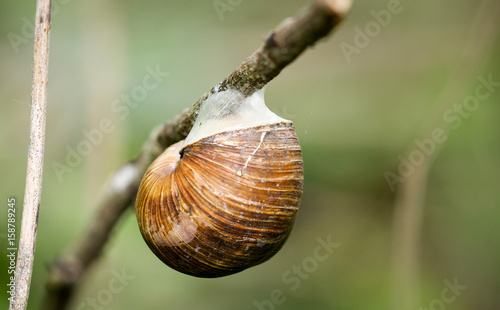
[183,88,287,148]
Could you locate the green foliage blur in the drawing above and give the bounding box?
[1,0,499,309]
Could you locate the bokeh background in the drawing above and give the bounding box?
[1,0,499,309]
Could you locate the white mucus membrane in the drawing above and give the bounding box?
[183,88,287,147]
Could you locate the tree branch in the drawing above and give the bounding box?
[43,0,352,309]
[10,1,52,309]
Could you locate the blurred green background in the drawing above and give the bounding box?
[1,0,499,309]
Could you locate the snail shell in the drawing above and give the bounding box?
[136,89,303,278]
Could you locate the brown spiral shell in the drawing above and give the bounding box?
[136,121,303,278]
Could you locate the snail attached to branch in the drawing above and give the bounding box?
[136,88,304,278]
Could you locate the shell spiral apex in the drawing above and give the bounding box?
[136,88,304,278]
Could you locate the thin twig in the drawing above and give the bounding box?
[10,1,52,309]
[390,1,500,309]
[42,0,352,308]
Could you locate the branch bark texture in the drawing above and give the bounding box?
[43,1,351,309]
[10,1,52,309]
